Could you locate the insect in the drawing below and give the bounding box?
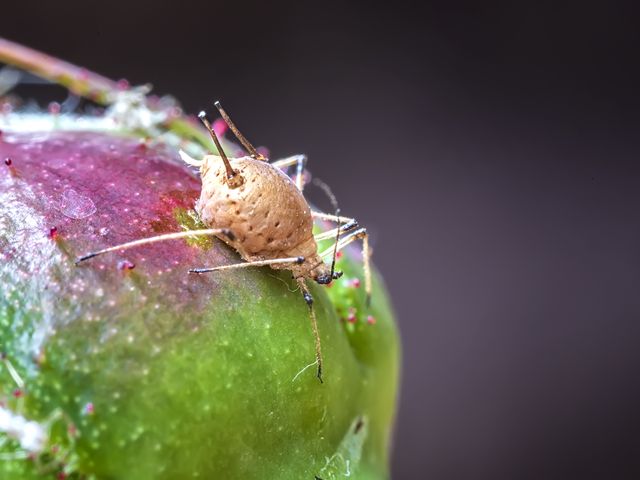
[76,101,372,382]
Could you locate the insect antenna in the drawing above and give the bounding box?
[214,101,267,161]
[198,110,240,185]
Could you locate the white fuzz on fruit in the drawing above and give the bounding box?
[106,85,167,131]
[0,406,46,453]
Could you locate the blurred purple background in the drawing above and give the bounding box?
[3,1,640,478]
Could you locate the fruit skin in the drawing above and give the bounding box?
[0,126,400,479]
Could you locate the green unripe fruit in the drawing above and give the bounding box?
[0,119,400,479]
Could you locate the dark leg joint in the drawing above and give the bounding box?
[75,252,98,265]
[189,268,212,274]
[340,219,359,232]
[303,291,313,306]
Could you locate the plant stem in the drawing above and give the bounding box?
[0,37,212,151]
[0,38,117,104]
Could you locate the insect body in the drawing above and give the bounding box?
[192,150,333,283]
[77,102,371,382]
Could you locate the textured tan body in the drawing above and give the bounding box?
[196,156,328,279]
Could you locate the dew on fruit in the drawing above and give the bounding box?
[56,188,97,219]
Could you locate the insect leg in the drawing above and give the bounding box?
[313,218,359,241]
[312,211,359,244]
[272,154,307,191]
[320,227,372,307]
[296,278,324,383]
[189,256,304,274]
[311,211,356,224]
[75,228,233,264]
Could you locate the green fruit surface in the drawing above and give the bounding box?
[0,126,399,479]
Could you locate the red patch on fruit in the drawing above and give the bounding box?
[0,132,226,312]
[367,315,376,325]
[156,189,199,214]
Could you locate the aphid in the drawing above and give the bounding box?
[76,101,372,382]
